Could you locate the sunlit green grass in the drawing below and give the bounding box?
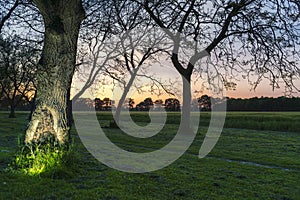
[0,111,299,199]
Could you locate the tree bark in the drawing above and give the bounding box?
[180,74,192,132]
[9,104,16,118]
[25,0,85,145]
[171,52,193,133]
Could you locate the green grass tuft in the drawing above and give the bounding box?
[10,143,75,176]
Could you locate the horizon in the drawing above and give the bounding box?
[74,93,300,104]
[71,61,300,105]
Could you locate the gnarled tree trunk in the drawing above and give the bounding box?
[25,0,85,145]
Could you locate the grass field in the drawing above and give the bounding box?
[0,111,299,199]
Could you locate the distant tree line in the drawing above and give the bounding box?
[198,95,300,112]
[226,96,300,111]
[93,97,181,112]
[2,95,300,113]
[79,96,300,112]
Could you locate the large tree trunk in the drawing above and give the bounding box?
[25,0,85,145]
[9,104,16,118]
[180,74,192,132]
[171,52,193,133]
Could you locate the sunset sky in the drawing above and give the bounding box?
[71,61,300,105]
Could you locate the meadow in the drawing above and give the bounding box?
[0,111,299,200]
